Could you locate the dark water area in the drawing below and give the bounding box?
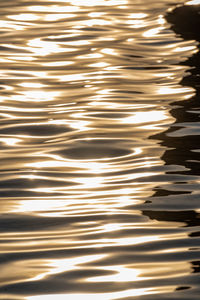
[0,0,200,299]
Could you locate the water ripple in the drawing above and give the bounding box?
[0,0,200,299]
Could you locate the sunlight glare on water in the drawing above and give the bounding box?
[186,0,200,4]
[0,0,200,299]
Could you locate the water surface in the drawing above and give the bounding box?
[0,0,200,299]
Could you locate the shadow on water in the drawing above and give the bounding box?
[143,4,200,289]
[158,3,200,173]
[144,3,200,221]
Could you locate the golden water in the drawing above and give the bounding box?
[0,0,200,299]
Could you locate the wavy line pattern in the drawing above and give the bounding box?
[0,0,200,299]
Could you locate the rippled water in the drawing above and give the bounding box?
[0,0,200,299]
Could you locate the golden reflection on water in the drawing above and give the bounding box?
[0,0,199,299]
[26,289,173,300]
[186,0,200,4]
